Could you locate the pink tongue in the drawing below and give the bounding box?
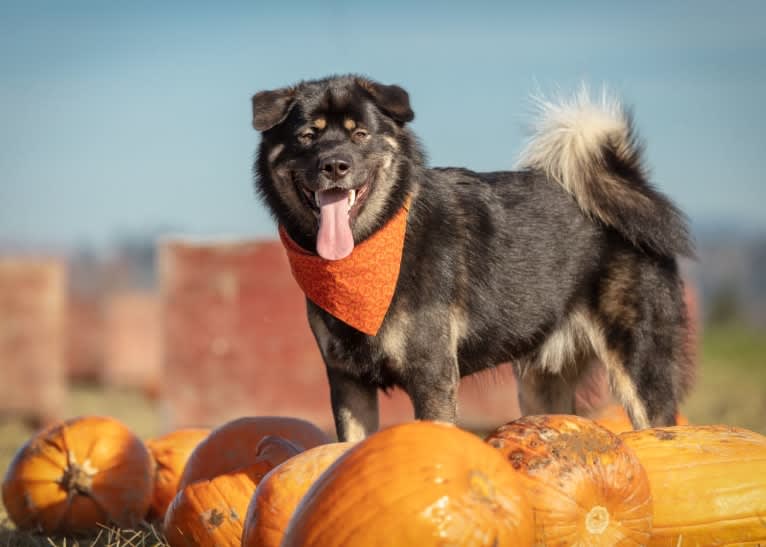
[316,189,354,260]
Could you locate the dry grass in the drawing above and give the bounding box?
[0,324,764,545]
[0,519,168,547]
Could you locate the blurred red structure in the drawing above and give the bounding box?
[159,239,522,433]
[103,291,161,397]
[66,294,104,382]
[0,259,67,424]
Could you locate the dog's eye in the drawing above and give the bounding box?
[352,129,369,141]
[298,130,316,144]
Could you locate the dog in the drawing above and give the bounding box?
[251,75,694,442]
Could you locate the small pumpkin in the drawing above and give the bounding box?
[178,416,328,489]
[283,421,534,546]
[485,414,653,546]
[164,436,301,547]
[594,404,688,434]
[242,442,354,547]
[146,428,210,520]
[1,415,153,535]
[621,425,766,546]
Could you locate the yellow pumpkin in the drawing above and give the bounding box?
[283,421,534,546]
[1,415,153,534]
[621,425,766,546]
[486,414,653,546]
[594,404,688,434]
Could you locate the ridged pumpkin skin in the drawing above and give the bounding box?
[283,421,534,547]
[146,428,210,519]
[621,425,766,546]
[242,442,354,547]
[594,404,688,435]
[178,416,328,489]
[485,414,653,546]
[1,415,153,535]
[164,466,260,547]
[164,437,301,547]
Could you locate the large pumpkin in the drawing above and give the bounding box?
[164,436,301,547]
[485,414,653,546]
[283,421,534,546]
[178,416,328,489]
[621,425,766,545]
[594,404,688,435]
[146,428,210,519]
[242,442,354,547]
[1,415,153,535]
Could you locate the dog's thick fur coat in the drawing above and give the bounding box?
[252,75,693,441]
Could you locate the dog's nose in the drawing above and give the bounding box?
[319,155,352,181]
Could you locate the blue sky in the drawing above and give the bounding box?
[1,1,765,247]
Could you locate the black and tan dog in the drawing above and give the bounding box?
[252,75,693,442]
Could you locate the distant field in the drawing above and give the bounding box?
[683,323,766,434]
[0,323,764,545]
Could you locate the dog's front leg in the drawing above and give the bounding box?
[327,369,379,442]
[404,357,459,424]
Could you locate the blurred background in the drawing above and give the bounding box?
[2,0,765,487]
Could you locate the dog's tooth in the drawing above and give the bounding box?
[314,191,320,207]
[348,189,356,208]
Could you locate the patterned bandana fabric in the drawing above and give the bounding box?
[278,199,411,336]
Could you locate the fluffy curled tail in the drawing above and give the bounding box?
[516,88,693,258]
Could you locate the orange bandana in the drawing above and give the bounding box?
[279,200,410,336]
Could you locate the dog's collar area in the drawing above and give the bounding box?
[278,196,411,335]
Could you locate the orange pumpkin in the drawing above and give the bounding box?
[594,404,688,434]
[242,442,354,547]
[178,416,328,489]
[164,436,301,547]
[1,415,153,535]
[283,421,534,546]
[146,428,210,519]
[621,425,766,546]
[485,414,653,546]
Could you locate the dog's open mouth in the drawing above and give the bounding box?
[297,175,373,261]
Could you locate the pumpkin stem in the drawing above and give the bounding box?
[59,455,98,496]
[585,505,610,535]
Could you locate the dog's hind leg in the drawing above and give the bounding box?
[592,253,691,429]
[514,365,579,417]
[595,340,682,429]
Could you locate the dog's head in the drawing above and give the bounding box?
[252,75,422,260]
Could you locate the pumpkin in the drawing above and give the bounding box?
[146,428,210,520]
[485,414,653,546]
[282,421,534,546]
[1,415,153,535]
[594,404,688,434]
[621,425,766,546]
[164,436,301,547]
[178,416,328,489]
[242,442,354,547]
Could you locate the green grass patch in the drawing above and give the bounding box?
[683,322,766,434]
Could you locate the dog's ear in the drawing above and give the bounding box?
[356,78,414,124]
[252,87,296,131]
